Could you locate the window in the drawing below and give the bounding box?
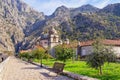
[53,36,56,42]
[44,42,48,44]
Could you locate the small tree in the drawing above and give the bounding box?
[27,52,34,62]
[43,52,53,60]
[19,52,33,61]
[72,49,76,63]
[86,39,116,75]
[33,48,45,67]
[55,45,74,63]
[43,48,53,60]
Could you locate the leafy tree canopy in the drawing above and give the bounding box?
[86,38,117,75]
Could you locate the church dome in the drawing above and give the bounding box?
[40,31,48,39]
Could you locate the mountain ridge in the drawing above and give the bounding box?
[0,0,120,53]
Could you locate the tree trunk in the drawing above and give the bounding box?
[99,66,102,75]
[40,58,43,67]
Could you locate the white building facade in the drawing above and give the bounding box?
[77,40,120,58]
[38,27,61,49]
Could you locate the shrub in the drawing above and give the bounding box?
[32,48,46,67]
[54,45,74,63]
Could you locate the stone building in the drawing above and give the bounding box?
[39,27,62,49]
[77,40,120,58]
[36,26,70,56]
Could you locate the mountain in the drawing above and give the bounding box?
[29,5,99,37]
[73,4,99,12]
[100,3,120,16]
[27,6,71,37]
[0,0,45,53]
[20,3,120,50]
[52,6,70,17]
[70,4,99,16]
[0,0,120,53]
[0,0,45,29]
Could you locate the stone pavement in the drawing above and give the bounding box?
[2,56,73,80]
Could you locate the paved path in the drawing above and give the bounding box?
[2,56,73,80]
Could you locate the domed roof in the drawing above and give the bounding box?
[49,26,57,34]
[40,31,49,39]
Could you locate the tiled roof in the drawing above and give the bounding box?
[58,42,78,48]
[56,39,120,48]
[19,49,32,53]
[20,45,46,53]
[80,39,120,47]
[34,45,46,50]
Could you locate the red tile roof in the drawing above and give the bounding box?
[19,49,32,53]
[80,39,120,47]
[20,45,46,54]
[34,45,46,50]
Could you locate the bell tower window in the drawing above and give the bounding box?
[53,36,56,42]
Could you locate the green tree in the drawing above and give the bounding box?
[19,52,33,62]
[55,45,74,63]
[33,48,45,67]
[43,50,53,60]
[86,39,116,75]
[27,52,34,62]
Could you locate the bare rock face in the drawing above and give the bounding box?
[48,6,71,25]
[0,0,45,53]
[0,31,14,52]
[0,15,24,53]
[0,0,45,30]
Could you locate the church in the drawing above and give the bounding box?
[20,26,70,54]
[38,27,63,49]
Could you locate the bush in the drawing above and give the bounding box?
[43,53,53,60]
[54,45,75,63]
[19,52,33,62]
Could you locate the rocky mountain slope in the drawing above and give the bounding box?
[100,3,120,16]
[0,0,45,53]
[29,3,120,41]
[0,0,120,53]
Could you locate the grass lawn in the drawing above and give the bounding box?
[34,59,120,80]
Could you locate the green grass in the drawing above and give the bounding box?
[34,59,120,80]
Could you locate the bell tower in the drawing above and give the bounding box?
[48,27,59,48]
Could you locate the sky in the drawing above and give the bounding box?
[23,0,120,15]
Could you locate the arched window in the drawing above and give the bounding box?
[53,36,56,42]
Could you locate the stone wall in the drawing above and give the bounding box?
[112,46,120,57]
[64,71,98,80]
[81,46,93,56]
[80,46,120,57]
